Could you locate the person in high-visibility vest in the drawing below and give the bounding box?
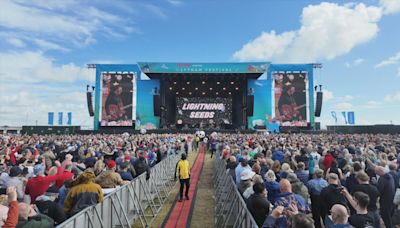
[175,153,190,202]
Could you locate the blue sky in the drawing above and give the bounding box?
[1,0,400,128]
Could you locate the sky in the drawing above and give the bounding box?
[1,0,400,129]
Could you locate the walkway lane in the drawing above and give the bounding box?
[163,143,206,228]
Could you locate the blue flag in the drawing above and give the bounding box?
[67,112,72,126]
[331,111,337,124]
[58,112,63,125]
[48,112,54,126]
[347,112,355,125]
[341,111,347,124]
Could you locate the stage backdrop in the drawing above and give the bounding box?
[176,97,232,127]
[274,72,307,127]
[247,78,272,129]
[101,72,135,126]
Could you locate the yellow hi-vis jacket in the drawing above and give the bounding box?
[175,159,190,179]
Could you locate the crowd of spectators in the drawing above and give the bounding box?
[0,133,191,227]
[214,133,400,228]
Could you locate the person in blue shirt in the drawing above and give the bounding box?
[119,162,133,181]
[264,170,280,204]
[307,169,328,228]
[235,158,251,186]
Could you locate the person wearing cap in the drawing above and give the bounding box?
[238,169,255,195]
[25,161,64,202]
[4,166,25,201]
[235,158,251,186]
[95,160,128,189]
[175,153,190,202]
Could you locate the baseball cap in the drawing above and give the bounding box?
[107,160,116,169]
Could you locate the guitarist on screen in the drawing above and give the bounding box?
[105,85,128,121]
[277,85,305,121]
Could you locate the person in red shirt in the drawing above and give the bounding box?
[25,161,64,202]
[323,151,335,171]
[55,164,74,189]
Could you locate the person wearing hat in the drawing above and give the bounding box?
[25,161,64,202]
[175,153,190,202]
[134,151,151,180]
[4,166,24,201]
[238,169,255,195]
[95,160,128,189]
[235,158,251,186]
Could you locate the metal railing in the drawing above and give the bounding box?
[57,154,181,228]
[214,152,258,228]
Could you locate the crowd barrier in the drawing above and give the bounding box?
[57,153,181,228]
[214,153,258,228]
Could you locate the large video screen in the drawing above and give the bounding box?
[176,97,232,127]
[274,72,307,127]
[101,72,135,126]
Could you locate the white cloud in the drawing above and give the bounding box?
[375,51,400,68]
[384,91,400,102]
[143,4,168,19]
[233,2,382,62]
[33,39,70,52]
[0,51,95,127]
[334,102,353,110]
[380,0,400,14]
[167,0,183,6]
[345,58,365,68]
[364,100,381,108]
[0,51,94,83]
[322,89,334,101]
[6,37,25,47]
[0,0,136,50]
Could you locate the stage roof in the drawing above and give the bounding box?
[138,62,269,75]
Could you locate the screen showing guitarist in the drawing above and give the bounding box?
[101,73,134,126]
[105,85,129,121]
[278,85,306,122]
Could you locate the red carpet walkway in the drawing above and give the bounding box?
[163,143,206,228]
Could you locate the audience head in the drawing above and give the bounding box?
[330,204,349,225]
[279,179,292,193]
[327,173,339,185]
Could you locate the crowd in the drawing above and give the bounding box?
[213,133,400,228]
[0,133,191,227]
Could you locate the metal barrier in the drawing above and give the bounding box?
[57,154,181,228]
[214,153,258,228]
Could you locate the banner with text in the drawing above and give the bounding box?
[176,97,232,127]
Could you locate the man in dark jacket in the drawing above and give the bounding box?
[134,152,150,180]
[246,182,270,227]
[375,166,395,228]
[320,173,347,224]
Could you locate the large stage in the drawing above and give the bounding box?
[92,62,319,131]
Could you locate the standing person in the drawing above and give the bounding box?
[320,173,347,224]
[307,169,328,228]
[375,166,395,228]
[64,171,104,217]
[341,190,374,228]
[175,153,190,202]
[352,172,380,228]
[134,152,151,180]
